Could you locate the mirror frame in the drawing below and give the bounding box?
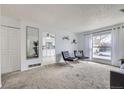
[26,26,39,59]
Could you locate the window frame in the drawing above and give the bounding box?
[92,31,112,61]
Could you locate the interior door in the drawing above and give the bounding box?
[0,26,20,73]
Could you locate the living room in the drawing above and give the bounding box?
[0,4,124,89]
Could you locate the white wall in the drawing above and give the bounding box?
[76,33,85,50]
[21,21,78,70]
[1,16,78,71]
[20,20,42,71]
[0,15,78,72]
[55,32,78,62]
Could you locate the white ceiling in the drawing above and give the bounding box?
[1,4,124,33]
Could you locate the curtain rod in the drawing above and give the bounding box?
[92,28,112,34]
[1,25,21,29]
[83,28,112,35]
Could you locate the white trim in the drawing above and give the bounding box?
[0,83,1,88]
[0,5,2,87]
[0,37,1,88]
[81,23,124,35]
[1,25,21,29]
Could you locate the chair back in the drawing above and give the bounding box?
[62,51,70,60]
[74,50,85,57]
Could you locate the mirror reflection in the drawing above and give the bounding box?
[26,26,39,59]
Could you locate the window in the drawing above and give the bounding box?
[92,32,111,60]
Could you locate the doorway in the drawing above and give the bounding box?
[42,32,56,65]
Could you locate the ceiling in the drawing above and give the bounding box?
[1,4,124,33]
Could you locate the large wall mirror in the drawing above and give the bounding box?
[26,26,39,59]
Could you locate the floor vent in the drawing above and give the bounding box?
[28,63,41,68]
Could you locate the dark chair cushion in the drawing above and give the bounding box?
[62,51,70,59]
[62,51,77,61]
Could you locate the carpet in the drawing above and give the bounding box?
[1,61,119,89]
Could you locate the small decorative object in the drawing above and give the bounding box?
[46,33,55,38]
[72,39,77,44]
[62,36,70,40]
[46,33,50,37]
[33,41,39,57]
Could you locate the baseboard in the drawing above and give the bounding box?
[86,59,120,68]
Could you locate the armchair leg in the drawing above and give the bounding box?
[73,59,79,63]
[65,61,69,64]
[77,60,79,63]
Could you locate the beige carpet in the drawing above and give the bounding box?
[1,61,119,89]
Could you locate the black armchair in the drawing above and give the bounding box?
[74,50,89,59]
[110,71,124,89]
[62,51,78,62]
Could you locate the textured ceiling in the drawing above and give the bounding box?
[1,4,124,33]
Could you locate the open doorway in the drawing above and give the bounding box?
[42,32,56,65]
